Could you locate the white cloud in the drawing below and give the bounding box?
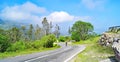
[46,11,74,23]
[0,2,92,24]
[0,2,46,24]
[46,11,92,23]
[82,0,107,10]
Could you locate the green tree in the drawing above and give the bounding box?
[35,24,41,40]
[28,24,34,41]
[42,17,50,35]
[8,27,21,42]
[71,21,94,41]
[21,25,26,41]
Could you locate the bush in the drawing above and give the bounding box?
[58,36,65,42]
[0,34,11,52]
[42,34,56,48]
[7,41,26,52]
[71,32,80,41]
[25,42,33,49]
[32,40,43,49]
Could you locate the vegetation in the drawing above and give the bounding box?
[58,36,71,42]
[72,37,114,62]
[0,17,60,58]
[70,21,94,41]
[58,36,66,42]
[0,46,59,59]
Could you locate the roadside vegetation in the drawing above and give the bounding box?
[0,17,60,59]
[72,37,114,62]
[68,20,114,62]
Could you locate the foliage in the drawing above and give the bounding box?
[0,34,11,52]
[58,36,66,42]
[42,34,57,48]
[0,17,59,54]
[42,17,50,35]
[73,37,114,62]
[7,41,26,52]
[28,24,34,41]
[65,36,71,41]
[32,40,43,49]
[8,27,21,42]
[0,46,60,59]
[71,21,94,41]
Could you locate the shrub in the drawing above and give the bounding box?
[42,34,56,48]
[0,34,11,52]
[32,40,43,49]
[7,41,26,52]
[25,42,33,49]
[58,36,65,42]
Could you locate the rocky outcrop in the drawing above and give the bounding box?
[99,32,120,62]
[98,33,120,46]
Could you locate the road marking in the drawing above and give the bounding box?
[64,46,85,62]
[25,46,85,62]
[24,47,71,62]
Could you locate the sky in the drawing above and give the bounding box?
[0,0,120,35]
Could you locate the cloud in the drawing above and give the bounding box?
[0,2,46,24]
[46,11,92,23]
[46,11,75,23]
[0,2,92,24]
[81,0,107,10]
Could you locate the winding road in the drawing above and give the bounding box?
[0,43,85,62]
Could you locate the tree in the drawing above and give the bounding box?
[21,25,26,41]
[28,24,34,41]
[49,21,53,34]
[35,24,41,40]
[42,17,50,35]
[68,26,71,35]
[8,27,21,42]
[0,34,11,52]
[54,24,60,38]
[71,21,94,41]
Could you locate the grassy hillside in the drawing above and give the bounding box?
[72,37,114,62]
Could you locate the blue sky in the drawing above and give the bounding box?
[0,0,120,34]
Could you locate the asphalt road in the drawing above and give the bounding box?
[0,43,85,62]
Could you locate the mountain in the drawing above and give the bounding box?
[0,19,29,30]
[0,19,4,24]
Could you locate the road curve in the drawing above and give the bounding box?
[0,43,85,62]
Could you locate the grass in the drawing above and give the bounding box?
[0,46,60,59]
[72,37,114,62]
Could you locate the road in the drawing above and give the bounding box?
[0,43,85,62]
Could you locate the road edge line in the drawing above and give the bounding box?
[64,45,86,62]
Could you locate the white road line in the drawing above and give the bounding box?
[25,47,71,62]
[64,46,85,62]
[25,46,85,62]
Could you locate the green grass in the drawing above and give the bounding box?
[72,37,114,62]
[0,46,60,59]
